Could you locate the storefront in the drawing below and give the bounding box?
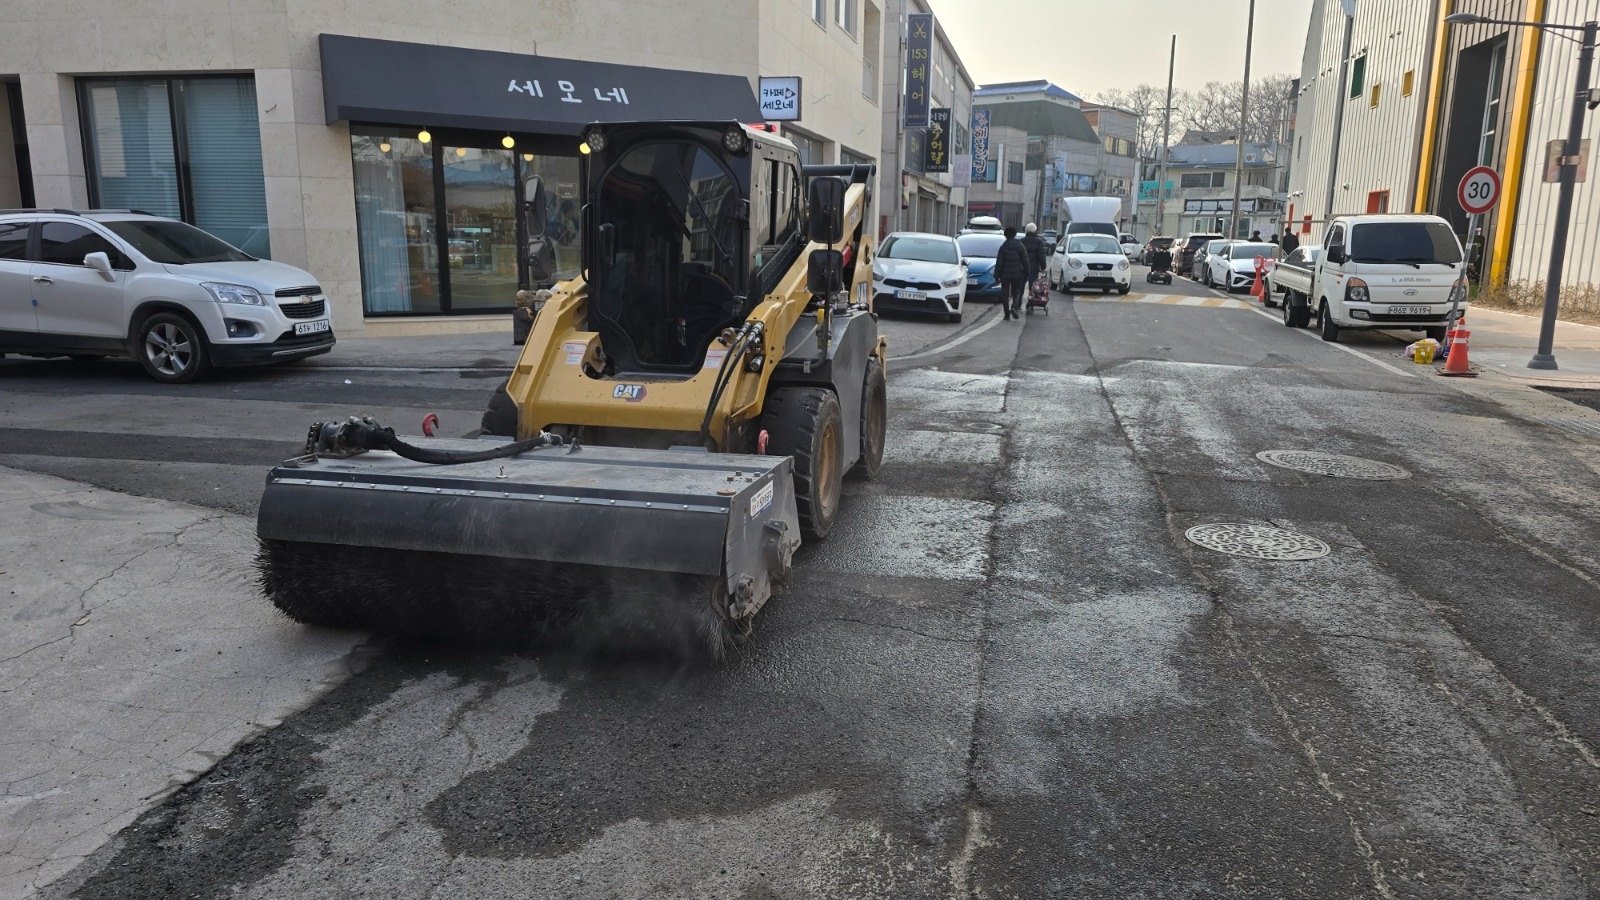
[319,35,760,319]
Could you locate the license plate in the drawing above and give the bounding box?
[1384,306,1432,316]
[294,320,331,335]
[895,289,926,301]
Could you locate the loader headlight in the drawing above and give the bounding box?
[581,126,607,153]
[202,282,265,305]
[722,125,750,154]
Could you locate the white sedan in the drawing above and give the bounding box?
[1203,241,1281,293]
[870,232,967,322]
[1049,233,1132,294]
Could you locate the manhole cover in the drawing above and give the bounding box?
[1185,524,1331,561]
[1256,450,1410,480]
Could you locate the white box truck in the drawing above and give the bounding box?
[1058,196,1122,240]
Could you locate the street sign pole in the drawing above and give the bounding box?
[1453,166,1501,350]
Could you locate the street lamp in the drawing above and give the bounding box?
[1446,12,1599,370]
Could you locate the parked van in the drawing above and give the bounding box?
[1288,214,1466,343]
[1059,196,1121,240]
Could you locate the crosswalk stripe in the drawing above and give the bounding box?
[1074,292,1254,310]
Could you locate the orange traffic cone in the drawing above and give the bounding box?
[1249,257,1268,301]
[1439,316,1476,377]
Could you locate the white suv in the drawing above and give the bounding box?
[0,209,334,383]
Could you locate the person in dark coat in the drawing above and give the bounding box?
[1280,230,1300,254]
[995,226,1030,321]
[1249,230,1263,242]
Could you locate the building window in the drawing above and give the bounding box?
[1366,190,1389,213]
[834,0,856,35]
[1180,172,1211,189]
[1007,160,1023,185]
[1480,41,1506,166]
[813,0,825,25]
[350,128,580,316]
[80,76,269,257]
[1370,83,1381,109]
[1403,69,1416,97]
[1350,52,1367,100]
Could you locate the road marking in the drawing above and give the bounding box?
[888,305,1007,363]
[1074,292,1253,309]
[1247,308,1416,378]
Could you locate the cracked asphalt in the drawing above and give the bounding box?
[4,274,1600,898]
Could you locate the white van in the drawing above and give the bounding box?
[1301,214,1466,343]
[1060,196,1121,240]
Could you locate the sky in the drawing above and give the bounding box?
[920,0,1315,101]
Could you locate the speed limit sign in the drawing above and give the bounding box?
[1458,166,1501,215]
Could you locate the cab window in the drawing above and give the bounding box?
[37,222,132,269]
[0,222,28,259]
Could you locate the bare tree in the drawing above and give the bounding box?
[1095,84,1176,160]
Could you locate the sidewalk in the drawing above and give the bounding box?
[1460,306,1600,387]
[0,469,364,899]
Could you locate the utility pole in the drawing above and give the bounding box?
[1323,1,1357,234]
[1230,0,1256,239]
[1530,19,1598,370]
[1158,34,1176,237]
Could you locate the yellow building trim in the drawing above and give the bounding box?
[1416,0,1455,212]
[1491,0,1547,284]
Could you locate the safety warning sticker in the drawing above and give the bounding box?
[704,348,729,369]
[563,341,588,365]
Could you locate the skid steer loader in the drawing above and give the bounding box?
[255,121,886,655]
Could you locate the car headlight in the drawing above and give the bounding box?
[1068,257,1083,269]
[1117,259,1130,271]
[872,268,885,282]
[941,277,963,288]
[202,282,265,305]
[1346,277,1370,303]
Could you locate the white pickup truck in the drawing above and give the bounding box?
[1280,214,1467,343]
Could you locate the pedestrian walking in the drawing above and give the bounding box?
[1021,223,1048,311]
[1249,230,1263,242]
[995,226,1030,321]
[1281,230,1300,254]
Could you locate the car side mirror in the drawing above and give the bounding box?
[806,177,846,244]
[84,251,115,281]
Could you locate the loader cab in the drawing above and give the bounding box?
[582,122,802,377]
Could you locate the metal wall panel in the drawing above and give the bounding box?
[1508,0,1600,288]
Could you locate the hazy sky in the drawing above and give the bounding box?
[921,0,1315,100]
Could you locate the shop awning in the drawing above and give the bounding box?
[319,34,761,135]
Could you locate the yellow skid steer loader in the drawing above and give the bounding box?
[255,121,886,655]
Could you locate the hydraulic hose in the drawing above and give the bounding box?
[698,324,758,446]
[310,417,563,465]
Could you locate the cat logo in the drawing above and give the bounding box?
[612,384,647,402]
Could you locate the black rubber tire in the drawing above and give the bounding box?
[1425,325,1448,343]
[850,358,886,481]
[135,311,210,384]
[1319,302,1341,343]
[1286,294,1312,328]
[481,378,519,436]
[1117,285,1131,295]
[948,312,962,323]
[762,387,844,541]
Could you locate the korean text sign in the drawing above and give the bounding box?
[904,14,932,127]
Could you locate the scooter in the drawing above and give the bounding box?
[1145,249,1174,285]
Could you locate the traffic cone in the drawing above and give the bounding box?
[1439,316,1476,377]
[1250,269,1265,300]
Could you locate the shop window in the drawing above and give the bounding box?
[80,76,269,257]
[350,128,580,316]
[1350,52,1367,100]
[1403,69,1416,97]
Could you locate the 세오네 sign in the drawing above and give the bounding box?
[759,76,802,122]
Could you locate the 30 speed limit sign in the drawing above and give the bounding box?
[1458,166,1501,215]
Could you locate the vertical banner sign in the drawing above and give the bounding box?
[904,13,933,127]
[905,128,926,175]
[970,109,990,182]
[926,108,951,173]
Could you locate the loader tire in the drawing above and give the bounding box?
[481,378,518,437]
[763,387,844,541]
[849,357,886,481]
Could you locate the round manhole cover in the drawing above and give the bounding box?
[1185,524,1331,561]
[1256,450,1410,480]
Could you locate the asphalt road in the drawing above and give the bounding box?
[10,271,1600,898]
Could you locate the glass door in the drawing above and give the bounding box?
[442,146,516,311]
